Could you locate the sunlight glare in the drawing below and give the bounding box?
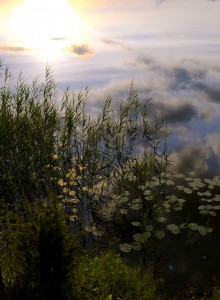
[10,0,81,60]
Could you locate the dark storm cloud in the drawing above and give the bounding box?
[67,44,94,57]
[0,45,31,53]
[163,103,197,123]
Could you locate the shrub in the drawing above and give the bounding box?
[0,199,81,300]
[66,251,158,300]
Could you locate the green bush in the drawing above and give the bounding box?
[66,251,158,300]
[0,199,81,300]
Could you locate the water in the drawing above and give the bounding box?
[0,0,220,294]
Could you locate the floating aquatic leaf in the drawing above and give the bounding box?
[175,174,185,178]
[199,210,209,215]
[206,227,213,233]
[63,187,69,193]
[188,181,205,188]
[209,211,217,216]
[133,233,145,243]
[183,188,193,194]
[166,224,180,234]
[214,195,220,201]
[130,242,142,251]
[143,231,151,240]
[173,206,182,211]
[58,179,67,187]
[197,226,207,236]
[145,225,153,231]
[155,230,165,239]
[119,243,131,253]
[152,181,161,187]
[177,198,186,203]
[130,203,142,210]
[197,191,212,197]
[118,196,128,204]
[170,195,178,202]
[68,198,80,204]
[108,201,117,208]
[131,221,141,227]
[213,205,220,210]
[85,225,92,232]
[124,191,130,196]
[92,228,104,237]
[176,185,184,191]
[138,185,146,190]
[189,171,196,176]
[188,223,198,231]
[166,180,175,185]
[204,179,213,185]
[144,190,152,196]
[69,190,76,196]
[163,202,170,209]
[208,185,214,190]
[194,178,202,182]
[120,208,128,215]
[157,217,167,223]
[198,205,206,210]
[160,172,166,177]
[184,177,193,182]
[70,215,78,222]
[132,198,142,204]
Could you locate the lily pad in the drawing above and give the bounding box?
[119,243,131,253]
[155,230,165,239]
[133,233,145,243]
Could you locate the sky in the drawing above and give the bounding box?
[0,0,220,176]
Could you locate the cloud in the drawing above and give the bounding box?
[150,62,220,105]
[66,44,94,58]
[0,45,31,53]
[102,38,131,51]
[199,107,217,122]
[170,144,210,175]
[135,56,158,68]
[51,37,66,41]
[169,67,206,90]
[206,133,220,163]
[194,82,220,103]
[164,103,197,123]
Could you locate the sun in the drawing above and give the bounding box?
[9,0,81,60]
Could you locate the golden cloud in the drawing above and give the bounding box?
[0,45,31,53]
[66,44,94,58]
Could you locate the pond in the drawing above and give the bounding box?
[0,0,220,295]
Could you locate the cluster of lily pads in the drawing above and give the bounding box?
[51,151,220,254]
[101,170,220,253]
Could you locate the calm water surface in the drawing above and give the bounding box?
[0,0,220,292]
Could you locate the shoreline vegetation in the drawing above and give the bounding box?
[0,61,220,299]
